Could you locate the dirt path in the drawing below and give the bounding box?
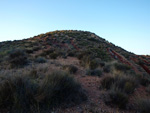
[54,57,134,113]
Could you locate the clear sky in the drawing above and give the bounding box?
[0,0,150,55]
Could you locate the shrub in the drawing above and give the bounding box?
[36,71,87,108]
[103,65,111,73]
[137,74,150,86]
[35,57,46,63]
[114,63,131,72]
[100,75,137,94]
[89,60,99,70]
[114,76,137,94]
[136,98,150,113]
[8,49,28,67]
[0,76,38,112]
[49,52,59,59]
[100,76,115,90]
[86,69,102,77]
[108,90,128,109]
[63,65,78,74]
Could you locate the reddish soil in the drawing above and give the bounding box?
[53,57,134,113]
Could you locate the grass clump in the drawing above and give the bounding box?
[0,75,38,112]
[114,63,131,72]
[100,76,115,90]
[108,90,128,109]
[36,71,87,108]
[100,75,137,94]
[0,70,87,112]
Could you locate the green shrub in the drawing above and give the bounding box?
[8,49,28,67]
[136,98,150,113]
[35,57,46,63]
[36,71,87,108]
[63,65,78,74]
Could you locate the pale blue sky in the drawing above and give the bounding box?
[0,0,150,55]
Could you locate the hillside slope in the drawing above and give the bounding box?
[0,30,150,113]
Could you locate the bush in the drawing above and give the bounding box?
[114,63,131,72]
[100,76,115,90]
[108,90,128,109]
[136,98,150,113]
[63,65,78,74]
[89,60,99,70]
[137,74,150,86]
[36,71,87,108]
[34,57,46,63]
[86,69,102,77]
[100,75,137,94]
[0,76,38,112]
[0,70,87,112]
[8,49,28,67]
[103,65,111,73]
[49,52,59,59]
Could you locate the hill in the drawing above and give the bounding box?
[0,30,150,113]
